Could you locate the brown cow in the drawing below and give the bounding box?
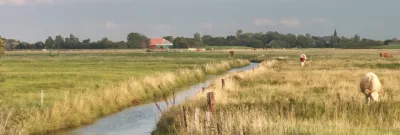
[360,72,383,104]
[380,52,393,58]
[229,50,234,57]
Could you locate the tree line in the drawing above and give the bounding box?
[0,30,394,50]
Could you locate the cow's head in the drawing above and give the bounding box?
[365,89,381,103]
[370,92,380,102]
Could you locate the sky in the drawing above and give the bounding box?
[0,0,398,43]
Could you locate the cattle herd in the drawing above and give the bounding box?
[298,52,393,104]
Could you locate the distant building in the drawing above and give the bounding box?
[388,38,400,45]
[149,38,173,49]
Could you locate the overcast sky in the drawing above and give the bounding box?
[0,0,398,42]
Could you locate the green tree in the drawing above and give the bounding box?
[127,32,150,48]
[296,35,308,48]
[163,36,174,42]
[353,34,361,42]
[45,37,54,49]
[82,39,90,44]
[0,36,4,57]
[306,33,315,48]
[173,37,205,48]
[202,35,213,45]
[55,35,64,48]
[194,33,201,41]
[284,34,297,47]
[236,29,243,37]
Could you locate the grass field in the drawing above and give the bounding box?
[207,46,252,49]
[373,44,400,49]
[0,49,259,134]
[153,49,400,135]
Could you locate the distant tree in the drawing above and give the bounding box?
[202,35,213,45]
[173,37,205,48]
[82,39,90,44]
[0,36,4,57]
[54,35,64,49]
[296,35,308,48]
[34,41,45,49]
[127,32,150,48]
[253,32,264,39]
[383,39,392,45]
[226,35,236,41]
[163,36,174,42]
[45,37,54,49]
[284,33,297,47]
[236,29,243,37]
[268,40,290,48]
[194,33,201,41]
[306,33,316,48]
[353,34,361,42]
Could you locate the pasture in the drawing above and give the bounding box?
[153,49,400,135]
[373,44,400,49]
[0,49,257,134]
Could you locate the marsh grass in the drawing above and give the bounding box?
[0,50,254,135]
[153,49,400,135]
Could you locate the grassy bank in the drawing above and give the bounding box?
[153,49,400,135]
[0,50,254,134]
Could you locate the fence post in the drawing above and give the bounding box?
[207,92,215,112]
[41,90,44,106]
[183,106,188,131]
[221,79,225,89]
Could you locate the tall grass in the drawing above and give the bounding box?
[0,59,249,135]
[153,51,400,135]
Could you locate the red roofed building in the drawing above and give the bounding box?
[149,38,173,49]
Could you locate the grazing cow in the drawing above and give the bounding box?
[229,50,234,57]
[300,54,307,67]
[360,72,383,104]
[196,48,206,52]
[380,52,393,58]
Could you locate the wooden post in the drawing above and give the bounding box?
[195,108,200,132]
[207,92,215,112]
[221,79,225,89]
[172,92,176,105]
[40,90,44,106]
[183,106,188,131]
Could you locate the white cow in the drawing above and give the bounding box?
[300,54,307,67]
[360,72,383,104]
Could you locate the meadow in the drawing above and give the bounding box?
[0,49,258,135]
[153,49,400,135]
[373,44,400,49]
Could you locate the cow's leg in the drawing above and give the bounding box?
[365,95,370,104]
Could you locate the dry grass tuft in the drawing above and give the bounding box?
[153,50,400,135]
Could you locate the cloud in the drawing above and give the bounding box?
[105,21,119,29]
[280,18,300,27]
[309,18,329,24]
[253,18,276,26]
[0,0,53,5]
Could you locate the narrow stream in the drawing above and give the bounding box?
[52,62,259,135]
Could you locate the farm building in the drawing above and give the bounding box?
[149,38,173,49]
